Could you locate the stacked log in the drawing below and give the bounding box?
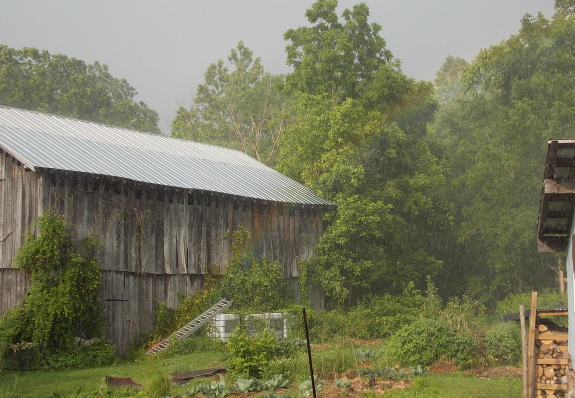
[535,324,569,398]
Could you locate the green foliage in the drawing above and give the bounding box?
[495,291,567,318]
[172,42,290,165]
[386,318,476,367]
[227,326,277,378]
[218,227,295,312]
[141,277,221,353]
[264,346,355,382]
[0,45,159,133]
[309,283,424,340]
[484,323,521,365]
[359,365,429,380]
[279,1,452,307]
[433,56,469,89]
[186,375,290,398]
[141,373,171,398]
[0,214,111,368]
[431,8,575,302]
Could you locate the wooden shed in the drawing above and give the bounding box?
[0,106,334,354]
[537,139,575,397]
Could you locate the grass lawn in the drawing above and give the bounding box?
[382,373,522,398]
[0,364,523,398]
[0,352,221,397]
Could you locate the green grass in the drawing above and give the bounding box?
[0,352,220,398]
[381,373,521,398]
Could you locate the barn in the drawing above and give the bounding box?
[0,105,334,354]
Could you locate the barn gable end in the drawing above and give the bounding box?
[0,106,334,354]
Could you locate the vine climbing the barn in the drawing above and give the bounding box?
[0,214,114,368]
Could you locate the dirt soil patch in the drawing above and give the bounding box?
[317,377,411,398]
[429,361,458,374]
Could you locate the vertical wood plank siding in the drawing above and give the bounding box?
[0,160,328,355]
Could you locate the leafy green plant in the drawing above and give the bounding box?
[227,326,277,378]
[0,214,113,369]
[484,322,521,365]
[141,373,171,398]
[334,378,351,391]
[298,377,323,396]
[355,348,381,362]
[218,227,295,312]
[386,318,476,367]
[187,380,232,398]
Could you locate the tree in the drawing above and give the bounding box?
[278,1,452,307]
[0,45,160,133]
[172,42,289,165]
[431,8,575,303]
[434,56,469,89]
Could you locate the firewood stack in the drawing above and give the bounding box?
[535,323,569,398]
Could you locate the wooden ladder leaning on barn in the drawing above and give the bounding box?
[146,298,233,356]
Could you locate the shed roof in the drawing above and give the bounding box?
[0,106,334,206]
[537,139,575,252]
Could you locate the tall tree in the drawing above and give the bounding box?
[432,6,575,303]
[0,45,160,133]
[172,42,289,165]
[278,0,452,307]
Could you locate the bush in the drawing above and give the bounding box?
[386,318,476,367]
[227,326,277,378]
[308,283,424,341]
[484,322,521,365]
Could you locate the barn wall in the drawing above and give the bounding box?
[0,150,39,311]
[1,164,328,354]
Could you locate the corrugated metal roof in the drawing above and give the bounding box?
[0,106,334,206]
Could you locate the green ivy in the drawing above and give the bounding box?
[0,214,111,368]
[218,227,295,312]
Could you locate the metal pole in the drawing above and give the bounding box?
[302,307,317,398]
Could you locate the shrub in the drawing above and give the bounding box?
[484,322,521,365]
[227,326,276,378]
[308,283,424,341]
[386,318,476,367]
[0,214,110,369]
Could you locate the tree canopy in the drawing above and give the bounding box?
[277,0,452,307]
[431,7,575,303]
[172,42,289,165]
[0,45,160,133]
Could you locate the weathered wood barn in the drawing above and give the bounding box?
[0,105,334,354]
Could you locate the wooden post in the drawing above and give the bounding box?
[521,305,528,398]
[527,292,538,398]
[559,269,565,294]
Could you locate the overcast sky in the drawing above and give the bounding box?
[2,0,556,134]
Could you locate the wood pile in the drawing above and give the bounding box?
[534,324,569,398]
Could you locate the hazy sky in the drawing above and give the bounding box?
[2,0,556,134]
